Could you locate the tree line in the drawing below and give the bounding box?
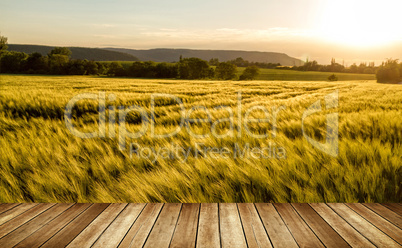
[0,37,259,80]
[1,35,400,83]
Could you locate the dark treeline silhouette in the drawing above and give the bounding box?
[291,58,377,74]
[0,41,260,80]
[376,59,402,83]
[210,57,280,69]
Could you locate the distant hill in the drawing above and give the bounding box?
[7,44,139,61]
[106,48,304,66]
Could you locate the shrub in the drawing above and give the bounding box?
[239,66,260,80]
[328,74,338,81]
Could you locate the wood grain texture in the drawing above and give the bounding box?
[118,203,163,248]
[292,203,349,247]
[346,203,402,245]
[255,203,298,248]
[170,203,200,248]
[363,203,402,228]
[196,203,220,248]
[66,203,127,248]
[0,203,20,215]
[0,203,72,247]
[309,203,375,248]
[14,203,92,248]
[92,203,145,248]
[274,203,324,248]
[219,203,247,248]
[328,203,400,247]
[237,203,272,248]
[0,203,54,238]
[143,203,181,248]
[41,203,109,248]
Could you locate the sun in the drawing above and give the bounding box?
[318,0,402,47]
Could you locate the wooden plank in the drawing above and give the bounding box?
[346,203,402,244]
[0,203,20,215]
[363,203,402,228]
[0,203,73,247]
[291,203,349,247]
[92,203,146,247]
[219,203,247,248]
[255,203,298,248]
[41,203,109,248]
[309,203,375,248]
[118,203,163,248]
[274,203,324,248]
[143,203,181,248]
[196,203,220,248]
[382,203,402,216]
[0,203,54,238]
[237,203,272,248]
[170,203,200,248]
[0,203,38,225]
[13,203,92,248]
[328,203,400,247]
[66,203,127,248]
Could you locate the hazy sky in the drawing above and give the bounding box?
[1,0,401,64]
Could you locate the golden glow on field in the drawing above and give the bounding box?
[319,0,402,47]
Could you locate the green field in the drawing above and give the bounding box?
[237,68,376,81]
[0,75,400,202]
[103,62,376,81]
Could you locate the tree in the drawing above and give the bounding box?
[24,52,49,73]
[0,51,28,73]
[178,57,211,79]
[239,66,259,80]
[215,62,237,80]
[48,54,69,74]
[0,35,7,54]
[376,59,401,83]
[107,62,125,76]
[49,47,72,57]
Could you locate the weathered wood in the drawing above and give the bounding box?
[309,203,375,248]
[67,203,127,248]
[292,203,350,247]
[0,203,399,248]
[92,203,145,247]
[328,203,400,247]
[41,203,109,248]
[382,203,402,216]
[118,203,163,248]
[237,203,272,248]
[0,203,20,215]
[170,203,200,248]
[346,203,402,244]
[196,203,220,248]
[143,203,181,248]
[255,203,298,248]
[219,203,247,248]
[14,203,92,248]
[0,203,54,238]
[363,203,402,228]
[0,203,38,225]
[0,203,73,247]
[274,203,324,248]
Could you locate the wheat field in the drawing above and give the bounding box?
[0,75,400,202]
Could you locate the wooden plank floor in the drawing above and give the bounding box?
[0,203,400,247]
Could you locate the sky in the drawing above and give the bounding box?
[1,0,401,64]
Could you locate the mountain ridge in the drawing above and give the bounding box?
[106,47,304,66]
[7,44,304,66]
